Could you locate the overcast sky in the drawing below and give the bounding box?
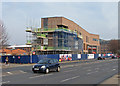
[2,2,118,45]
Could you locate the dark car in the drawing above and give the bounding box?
[32,58,60,74]
[97,56,105,60]
[112,56,116,59]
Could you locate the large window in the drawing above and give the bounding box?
[93,38,98,41]
[86,36,89,42]
[43,18,48,28]
[54,31,83,51]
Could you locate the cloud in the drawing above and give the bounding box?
[2,2,118,45]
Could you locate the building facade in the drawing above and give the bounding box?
[26,17,100,55]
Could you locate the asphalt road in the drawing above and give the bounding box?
[1,59,119,85]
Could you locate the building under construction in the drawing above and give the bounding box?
[26,17,100,55]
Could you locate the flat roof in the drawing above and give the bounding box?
[8,45,32,48]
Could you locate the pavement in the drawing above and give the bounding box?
[100,74,119,84]
[1,59,119,85]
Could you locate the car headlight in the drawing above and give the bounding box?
[41,65,46,69]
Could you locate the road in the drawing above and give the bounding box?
[1,59,119,85]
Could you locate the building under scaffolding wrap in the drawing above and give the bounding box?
[26,16,100,55]
[26,27,83,55]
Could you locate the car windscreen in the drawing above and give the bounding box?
[38,59,49,64]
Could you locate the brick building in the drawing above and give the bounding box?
[26,17,100,55]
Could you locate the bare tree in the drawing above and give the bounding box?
[109,40,118,54]
[0,20,9,49]
[117,40,120,55]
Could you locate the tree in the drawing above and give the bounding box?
[109,40,119,54]
[117,40,120,55]
[0,20,9,49]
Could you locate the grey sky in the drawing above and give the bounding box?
[2,2,118,45]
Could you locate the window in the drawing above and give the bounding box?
[53,59,58,63]
[79,32,81,35]
[43,18,48,28]
[86,36,89,42]
[49,59,54,64]
[93,38,98,41]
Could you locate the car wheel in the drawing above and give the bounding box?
[33,71,37,73]
[45,68,49,74]
[56,67,60,72]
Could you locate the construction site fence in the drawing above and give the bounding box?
[1,54,113,64]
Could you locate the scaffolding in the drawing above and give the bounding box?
[26,26,83,55]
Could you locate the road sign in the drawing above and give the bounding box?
[33,52,35,55]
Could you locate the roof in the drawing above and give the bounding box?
[8,45,32,48]
[41,16,63,19]
[0,49,28,55]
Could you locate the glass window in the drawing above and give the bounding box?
[49,59,54,64]
[43,18,48,28]
[53,59,58,63]
[93,38,98,41]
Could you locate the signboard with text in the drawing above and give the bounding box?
[88,54,94,59]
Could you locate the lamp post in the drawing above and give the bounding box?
[1,24,4,61]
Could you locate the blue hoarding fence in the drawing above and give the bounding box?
[1,54,113,64]
[1,55,30,64]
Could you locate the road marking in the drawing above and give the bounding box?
[7,72,13,75]
[87,71,98,75]
[19,70,27,73]
[29,73,53,79]
[61,76,79,82]
[112,69,116,71]
[2,81,10,84]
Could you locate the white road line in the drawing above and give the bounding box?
[112,69,116,71]
[2,81,10,84]
[61,76,79,82]
[29,73,53,79]
[87,71,98,75]
[7,72,13,75]
[19,70,27,73]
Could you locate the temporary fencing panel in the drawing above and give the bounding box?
[38,55,47,61]
[87,54,94,59]
[94,54,99,59]
[1,53,114,64]
[32,55,38,63]
[59,54,72,61]
[31,54,59,63]
[81,54,87,60]
[47,54,59,61]
[20,56,30,64]
[72,54,77,60]
[77,54,81,60]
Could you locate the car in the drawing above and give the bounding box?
[112,56,116,59]
[32,58,60,74]
[97,57,102,60]
[117,55,120,59]
[97,56,105,60]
